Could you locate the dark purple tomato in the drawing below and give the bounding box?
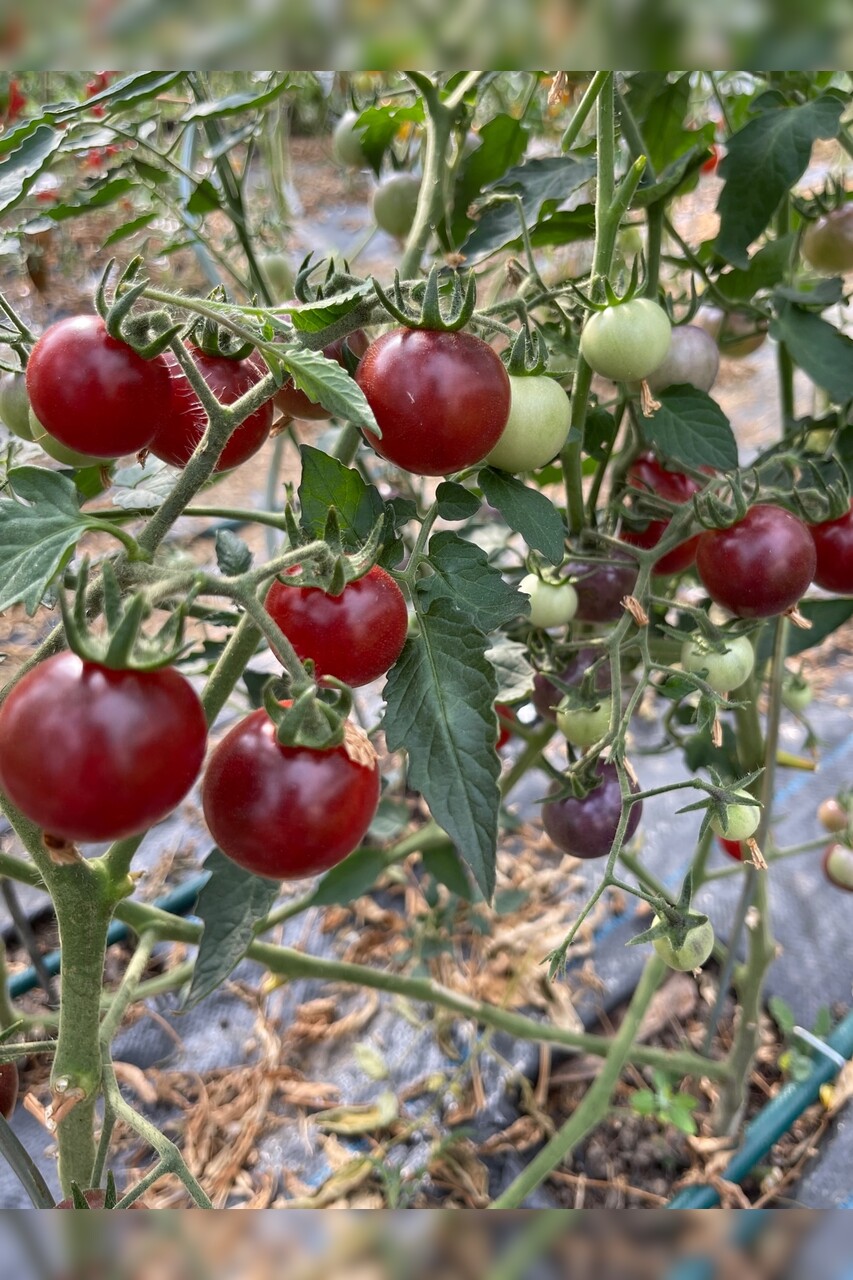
[202,709,380,880]
[696,504,816,618]
[274,330,369,421]
[542,760,642,859]
[810,502,853,593]
[264,564,408,688]
[356,328,511,476]
[0,654,207,842]
[532,647,612,722]
[26,315,172,457]
[151,347,273,471]
[0,1061,17,1120]
[565,553,638,623]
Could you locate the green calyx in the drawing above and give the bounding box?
[504,326,547,377]
[294,252,363,303]
[187,287,256,361]
[372,264,476,332]
[96,257,183,358]
[60,560,198,672]
[279,506,386,597]
[262,679,352,752]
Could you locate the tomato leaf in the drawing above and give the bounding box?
[350,102,424,177]
[180,76,290,121]
[0,124,64,216]
[640,386,738,471]
[462,156,596,261]
[286,283,374,334]
[624,73,714,174]
[417,531,527,632]
[298,444,391,551]
[479,468,565,565]
[185,178,222,214]
[45,178,135,223]
[0,467,122,615]
[421,845,474,901]
[756,598,853,664]
[447,112,528,248]
[383,598,500,900]
[770,301,853,404]
[276,346,378,431]
[435,481,481,521]
[714,235,797,302]
[215,529,253,576]
[311,848,388,906]
[486,637,534,702]
[183,849,280,1010]
[102,211,157,246]
[716,96,843,267]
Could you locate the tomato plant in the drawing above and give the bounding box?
[274,331,369,421]
[681,633,755,693]
[372,173,421,238]
[484,374,570,473]
[0,371,32,439]
[823,842,853,892]
[152,347,273,471]
[622,452,702,575]
[810,502,853,593]
[556,695,613,749]
[801,205,853,275]
[357,328,510,475]
[0,654,207,842]
[264,564,408,688]
[709,790,761,841]
[26,316,173,458]
[519,573,578,628]
[532,648,612,722]
[653,917,715,971]
[696,505,817,618]
[202,710,380,879]
[542,761,642,859]
[580,298,671,382]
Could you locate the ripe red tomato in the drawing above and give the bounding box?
[696,505,816,618]
[356,328,511,476]
[810,502,853,594]
[496,703,515,750]
[26,316,172,458]
[0,1061,18,1120]
[151,347,273,471]
[622,453,702,574]
[264,564,408,688]
[202,709,380,879]
[274,331,369,421]
[542,761,642,859]
[701,144,720,174]
[532,647,612,723]
[717,836,745,862]
[0,654,207,843]
[564,554,637,623]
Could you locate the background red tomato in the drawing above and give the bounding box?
[274,331,369,421]
[810,502,853,593]
[152,347,273,471]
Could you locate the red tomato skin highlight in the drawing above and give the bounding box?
[202,709,380,880]
[0,654,207,842]
[265,565,408,688]
[810,502,853,594]
[356,328,511,476]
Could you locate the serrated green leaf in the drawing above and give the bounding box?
[298,444,386,547]
[83,71,184,115]
[462,157,596,261]
[184,850,279,1009]
[349,102,424,177]
[311,847,387,906]
[770,301,853,404]
[716,96,843,267]
[632,146,709,208]
[640,386,738,471]
[0,124,64,216]
[715,236,796,302]
[102,211,156,246]
[479,468,565,565]
[584,407,618,462]
[278,346,377,431]
[383,598,500,900]
[0,467,117,615]
[186,178,222,215]
[422,844,473,900]
[485,637,534,702]
[435,481,481,521]
[448,112,528,247]
[46,178,135,223]
[624,73,714,175]
[180,76,289,121]
[367,797,410,843]
[630,1090,658,1115]
[215,529,252,576]
[417,531,526,632]
[287,283,375,334]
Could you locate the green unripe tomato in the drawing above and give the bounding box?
[29,409,103,467]
[257,252,294,299]
[332,110,368,168]
[680,634,755,694]
[556,696,613,749]
[802,206,853,276]
[823,842,853,892]
[580,299,672,382]
[652,916,715,971]
[781,674,812,713]
[0,372,33,439]
[372,174,421,239]
[484,375,571,473]
[519,574,578,629]
[709,790,761,841]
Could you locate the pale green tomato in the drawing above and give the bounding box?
[580,299,671,382]
[519,574,578,628]
[681,634,755,694]
[824,842,853,892]
[781,674,812,713]
[484,375,570,473]
[257,252,294,299]
[653,916,715,971]
[802,206,853,275]
[372,174,421,239]
[29,409,103,468]
[0,372,33,439]
[709,789,761,841]
[332,111,368,168]
[556,696,613,748]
